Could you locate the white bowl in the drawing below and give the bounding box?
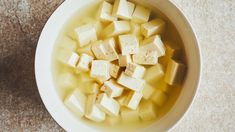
[35,0,201,131]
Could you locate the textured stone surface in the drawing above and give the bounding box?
[0,0,234,131]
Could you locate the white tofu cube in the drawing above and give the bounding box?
[76,53,94,72]
[118,34,139,55]
[118,54,132,67]
[125,62,145,79]
[96,93,120,116]
[97,1,117,22]
[142,35,165,57]
[164,59,186,85]
[130,22,144,41]
[74,23,97,47]
[117,72,145,91]
[91,41,107,60]
[102,21,130,38]
[58,73,77,89]
[101,79,124,97]
[109,63,122,78]
[59,36,77,51]
[64,89,87,117]
[77,44,94,58]
[121,107,140,122]
[142,83,155,99]
[112,0,129,20]
[143,64,164,85]
[57,49,79,68]
[124,91,143,110]
[151,89,167,107]
[83,82,100,95]
[127,1,135,19]
[132,49,159,65]
[102,38,119,61]
[106,116,120,125]
[141,18,166,37]
[132,5,151,23]
[90,60,111,82]
[139,101,157,121]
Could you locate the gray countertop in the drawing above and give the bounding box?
[0,0,234,131]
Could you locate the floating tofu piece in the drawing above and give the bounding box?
[118,34,139,55]
[125,62,145,79]
[118,54,132,67]
[164,59,186,85]
[83,82,100,95]
[64,89,87,117]
[96,93,120,116]
[101,79,124,97]
[143,64,164,85]
[77,53,94,72]
[139,101,157,121]
[151,89,167,106]
[103,38,119,61]
[127,1,135,18]
[132,5,151,23]
[97,1,117,22]
[106,116,121,125]
[59,36,77,51]
[132,49,158,65]
[117,72,145,91]
[142,83,155,99]
[103,21,130,38]
[141,18,166,37]
[91,41,106,60]
[109,63,122,78]
[90,60,111,82]
[142,35,165,57]
[58,73,77,89]
[130,22,144,41]
[121,107,140,122]
[77,44,94,57]
[57,49,79,68]
[124,91,143,110]
[112,0,129,20]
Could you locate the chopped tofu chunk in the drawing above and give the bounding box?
[157,79,171,93]
[164,59,186,85]
[151,89,167,106]
[90,60,111,82]
[130,22,144,41]
[139,101,157,121]
[106,116,120,125]
[76,53,94,72]
[91,41,106,60]
[77,44,94,57]
[132,49,159,65]
[143,64,164,85]
[77,73,95,83]
[112,0,129,20]
[124,91,143,110]
[117,72,145,91]
[97,1,117,22]
[59,36,77,51]
[118,54,132,67]
[102,38,119,61]
[121,107,140,122]
[125,62,145,79]
[118,34,139,55]
[109,63,122,78]
[142,83,155,99]
[101,79,124,97]
[58,73,77,89]
[141,18,166,37]
[142,35,165,57]
[103,21,130,38]
[57,49,79,68]
[116,94,127,106]
[127,1,135,18]
[74,24,97,47]
[132,5,151,23]
[96,93,120,116]
[64,89,87,117]
[83,82,100,95]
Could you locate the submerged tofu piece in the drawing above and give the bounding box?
[142,35,165,57]
[164,59,186,85]
[101,79,124,97]
[143,64,164,84]
[103,21,130,38]
[74,24,97,47]
[58,73,77,89]
[59,36,77,51]
[142,83,155,99]
[127,1,135,19]
[64,89,87,117]
[96,93,120,116]
[141,18,166,37]
[77,44,94,58]
[132,5,151,23]
[156,79,171,93]
[76,53,94,72]
[130,22,144,41]
[97,1,117,22]
[106,116,121,125]
[125,62,145,79]
[91,41,106,60]
[109,63,122,78]
[57,49,79,68]
[83,82,100,95]
[90,60,111,82]
[118,54,132,67]
[124,91,143,110]
[116,94,128,106]
[132,49,159,65]
[121,107,140,122]
[117,72,145,91]
[139,101,157,121]
[77,72,94,83]
[112,0,129,20]
[151,89,167,106]
[118,34,139,55]
[102,38,119,61]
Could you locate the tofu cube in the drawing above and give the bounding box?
[132,49,159,65]
[130,22,144,41]
[76,53,94,72]
[125,62,145,79]
[106,116,121,125]
[139,101,157,121]
[91,41,107,60]
[117,72,145,91]
[142,83,155,99]
[116,94,128,106]
[103,21,130,38]
[64,89,87,117]
[127,1,135,19]
[121,107,140,122]
[112,0,130,20]
[90,60,111,82]
[97,1,117,22]
[77,72,95,83]
[58,73,77,89]
[83,82,100,95]
[143,64,164,85]
[151,89,167,107]
[141,18,166,37]
[132,5,151,23]
[77,44,94,58]
[96,93,120,116]
[142,35,165,57]
[57,49,79,68]
[59,36,77,51]
[124,91,143,110]
[102,38,119,61]
[157,79,171,93]
[109,63,122,78]
[74,24,97,47]
[164,59,186,85]
[118,34,139,55]
[118,54,132,67]
[101,79,124,97]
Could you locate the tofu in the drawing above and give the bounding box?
[143,64,164,85]
[97,1,117,22]
[96,93,120,116]
[142,83,155,99]
[58,73,77,89]
[83,82,100,95]
[132,5,151,23]
[141,18,166,37]
[90,60,111,82]
[76,53,94,72]
[124,91,143,110]
[121,107,140,122]
[77,72,95,83]
[102,38,119,61]
[59,36,77,51]
[106,116,121,125]
[77,44,94,58]
[91,41,106,60]
[112,0,130,20]
[139,101,157,121]
[125,62,145,79]
[118,34,139,55]
[151,89,167,107]
[101,79,124,97]
[164,59,186,85]
[130,22,144,41]
[132,49,159,65]
[57,49,79,68]
[118,54,132,67]
[64,89,87,117]
[109,63,122,78]
[74,23,97,47]
[103,21,130,38]
[116,94,128,106]
[117,72,145,91]
[127,1,135,19]
[142,35,165,57]
[157,79,171,93]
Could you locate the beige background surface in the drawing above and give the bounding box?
[0,0,234,131]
